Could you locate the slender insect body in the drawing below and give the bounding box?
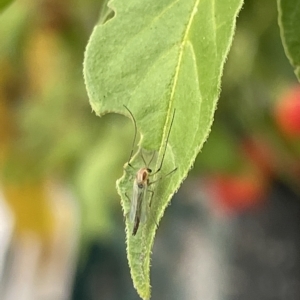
[123,105,176,236]
[130,167,151,236]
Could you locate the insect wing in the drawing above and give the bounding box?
[129,181,142,222]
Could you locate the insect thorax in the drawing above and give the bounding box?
[136,167,152,187]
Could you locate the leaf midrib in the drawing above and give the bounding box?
[156,0,201,166]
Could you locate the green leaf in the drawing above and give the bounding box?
[278,0,300,80]
[84,0,243,298]
[98,0,115,24]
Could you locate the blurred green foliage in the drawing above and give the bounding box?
[195,0,300,189]
[0,0,14,12]
[0,0,133,245]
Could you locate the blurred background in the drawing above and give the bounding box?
[1,0,300,299]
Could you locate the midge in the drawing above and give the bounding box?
[123,105,177,236]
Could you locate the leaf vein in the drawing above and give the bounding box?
[128,44,179,107]
[211,0,218,53]
[169,0,200,109]
[107,0,180,64]
[147,0,180,28]
[184,41,202,152]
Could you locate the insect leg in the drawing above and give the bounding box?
[123,105,137,167]
[149,167,177,186]
[152,109,176,176]
[145,188,158,228]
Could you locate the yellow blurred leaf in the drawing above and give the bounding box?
[3,180,55,242]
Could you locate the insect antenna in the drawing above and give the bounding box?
[152,109,176,176]
[123,105,137,168]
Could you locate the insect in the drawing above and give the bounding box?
[123,105,177,236]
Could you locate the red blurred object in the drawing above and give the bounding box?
[274,85,300,137]
[206,173,267,214]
